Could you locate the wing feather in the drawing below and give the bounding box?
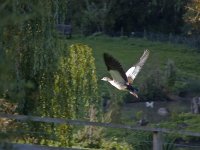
[103,53,128,83]
[126,50,149,83]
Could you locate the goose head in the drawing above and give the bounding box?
[101,77,112,82]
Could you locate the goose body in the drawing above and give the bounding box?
[102,50,149,98]
[102,77,132,91]
[109,80,127,90]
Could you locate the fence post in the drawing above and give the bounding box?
[153,131,163,150]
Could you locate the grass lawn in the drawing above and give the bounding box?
[66,35,200,76]
[65,34,200,119]
[66,35,200,88]
[65,35,200,149]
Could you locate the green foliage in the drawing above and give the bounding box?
[140,68,168,101]
[0,0,78,147]
[157,113,200,143]
[66,44,101,148]
[1,6,200,146]
[74,126,102,148]
[101,138,133,150]
[81,1,111,35]
[1,2,101,145]
[104,127,177,150]
[184,0,200,34]
[67,35,200,102]
[140,59,177,100]
[67,36,200,148]
[0,0,68,113]
[3,1,71,147]
[179,79,200,96]
[165,60,176,88]
[51,43,100,148]
[0,0,31,102]
[135,111,144,120]
[68,0,188,34]
[163,134,176,150]
[170,113,200,131]
[67,43,99,119]
[130,131,152,150]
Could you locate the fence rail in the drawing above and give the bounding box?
[2,143,82,150]
[0,113,200,137]
[1,113,200,150]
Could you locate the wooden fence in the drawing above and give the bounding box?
[0,113,200,150]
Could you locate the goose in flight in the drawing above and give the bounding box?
[101,50,149,98]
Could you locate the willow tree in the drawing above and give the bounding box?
[1,1,100,147]
[1,0,71,147]
[0,0,68,113]
[54,43,99,119]
[52,43,100,147]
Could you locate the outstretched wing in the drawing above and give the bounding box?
[126,50,149,84]
[103,53,128,84]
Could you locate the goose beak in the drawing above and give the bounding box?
[130,92,138,98]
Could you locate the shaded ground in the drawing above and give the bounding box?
[122,99,191,124]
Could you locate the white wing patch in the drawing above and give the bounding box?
[126,66,141,81]
[109,70,126,84]
[126,50,149,84]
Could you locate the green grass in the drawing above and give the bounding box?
[66,35,200,78]
[65,35,200,149]
[65,35,200,102]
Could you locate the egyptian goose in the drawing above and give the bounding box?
[101,50,149,98]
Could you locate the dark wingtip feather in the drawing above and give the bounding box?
[103,53,119,71]
[103,52,128,82]
[103,53,113,70]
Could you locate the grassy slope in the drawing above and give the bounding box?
[66,34,200,120]
[66,35,200,84]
